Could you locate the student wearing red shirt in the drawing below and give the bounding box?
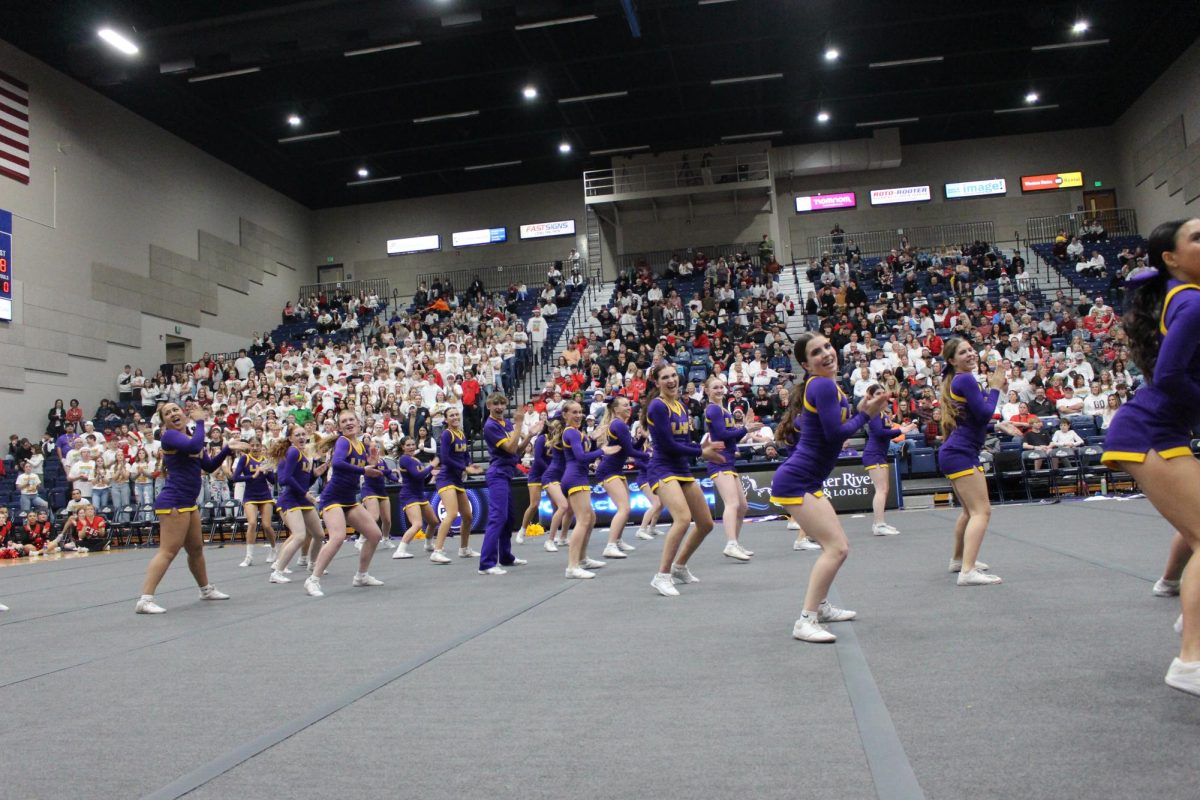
[76,503,109,552]
[461,369,482,438]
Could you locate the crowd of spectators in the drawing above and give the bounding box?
[1,227,1154,556]
[2,272,586,552]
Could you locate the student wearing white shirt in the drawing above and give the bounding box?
[1081,382,1109,416]
[1049,419,1084,449]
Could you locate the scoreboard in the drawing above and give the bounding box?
[0,209,11,321]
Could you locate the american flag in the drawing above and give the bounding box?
[0,70,29,185]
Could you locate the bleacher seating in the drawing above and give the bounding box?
[1031,235,1147,298]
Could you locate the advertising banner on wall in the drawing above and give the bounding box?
[794,192,857,213]
[0,209,11,321]
[386,234,441,255]
[519,219,576,239]
[1020,171,1083,192]
[869,185,932,206]
[944,178,1007,200]
[390,459,901,533]
[451,227,507,247]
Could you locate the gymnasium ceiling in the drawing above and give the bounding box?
[4,0,1199,209]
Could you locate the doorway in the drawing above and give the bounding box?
[1082,189,1120,234]
[318,264,344,285]
[165,335,191,367]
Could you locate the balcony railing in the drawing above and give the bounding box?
[298,277,390,301]
[805,221,996,259]
[1026,207,1139,243]
[584,152,770,199]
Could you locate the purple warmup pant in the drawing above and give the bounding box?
[479,469,515,570]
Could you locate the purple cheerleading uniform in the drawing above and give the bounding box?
[595,419,647,484]
[1104,280,1200,464]
[863,415,904,469]
[436,428,470,492]
[361,464,397,502]
[704,402,746,477]
[480,416,522,569]
[154,421,230,513]
[527,434,551,486]
[939,372,998,479]
[633,439,653,488]
[318,436,368,513]
[562,427,605,495]
[541,438,566,486]
[232,454,275,505]
[276,446,314,512]
[769,377,867,504]
[396,454,433,510]
[646,396,701,488]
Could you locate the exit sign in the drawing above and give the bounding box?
[1093,180,1103,187]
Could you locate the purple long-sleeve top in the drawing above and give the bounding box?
[154,421,229,510]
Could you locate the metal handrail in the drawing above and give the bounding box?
[616,243,764,272]
[1025,207,1139,243]
[298,278,390,300]
[415,258,590,297]
[584,152,770,198]
[805,221,997,259]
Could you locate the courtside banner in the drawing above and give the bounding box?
[391,459,902,530]
[1020,171,1083,192]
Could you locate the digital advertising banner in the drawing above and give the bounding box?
[1020,171,1083,192]
[794,192,857,213]
[0,209,11,321]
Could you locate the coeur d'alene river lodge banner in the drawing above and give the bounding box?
[391,458,902,534]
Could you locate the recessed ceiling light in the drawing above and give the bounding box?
[523,85,539,100]
[1072,20,1089,34]
[1025,92,1039,104]
[286,114,302,127]
[824,47,840,62]
[97,28,139,56]
[816,111,831,123]
[558,141,573,154]
[357,167,369,178]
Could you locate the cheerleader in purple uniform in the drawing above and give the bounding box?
[703,376,764,562]
[517,426,552,547]
[354,436,399,553]
[478,393,542,575]
[539,417,574,551]
[231,438,279,567]
[861,392,918,537]
[303,410,388,598]
[937,338,1007,586]
[593,396,648,560]
[643,363,725,597]
[632,431,662,540]
[266,424,328,583]
[429,407,483,564]
[136,403,249,614]
[559,401,621,579]
[392,437,438,560]
[769,334,886,642]
[1100,218,1200,695]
